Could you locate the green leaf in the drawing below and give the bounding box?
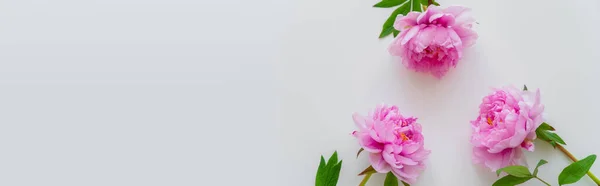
[411,0,422,12]
[546,132,566,145]
[533,159,548,176]
[401,180,410,186]
[431,1,439,6]
[374,0,408,8]
[523,85,528,91]
[379,2,410,38]
[316,151,343,186]
[384,172,399,186]
[327,151,338,165]
[492,175,532,186]
[558,154,597,185]
[536,123,566,147]
[496,165,532,177]
[392,29,400,37]
[538,123,555,131]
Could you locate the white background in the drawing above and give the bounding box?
[0,0,599,185]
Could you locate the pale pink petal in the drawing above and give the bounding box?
[400,26,421,45]
[394,12,419,32]
[453,26,478,47]
[370,152,392,173]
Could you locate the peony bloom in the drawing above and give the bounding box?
[471,87,544,171]
[352,104,430,184]
[389,5,478,78]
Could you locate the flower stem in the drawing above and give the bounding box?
[428,0,433,5]
[557,144,600,185]
[359,173,372,186]
[535,176,551,186]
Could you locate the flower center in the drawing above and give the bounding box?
[486,117,493,126]
[400,133,410,142]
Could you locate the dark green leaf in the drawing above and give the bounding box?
[537,123,555,131]
[431,1,439,6]
[392,29,400,37]
[558,154,597,185]
[316,152,343,186]
[492,175,532,186]
[384,172,399,186]
[496,165,532,177]
[523,85,528,91]
[533,159,548,176]
[379,2,410,38]
[373,0,408,8]
[356,148,364,158]
[411,0,422,12]
[401,180,410,186]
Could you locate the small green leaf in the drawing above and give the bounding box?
[379,2,410,38]
[558,154,597,185]
[537,123,555,131]
[496,165,532,177]
[392,29,400,37]
[523,85,528,91]
[401,180,410,186]
[384,172,399,186]
[431,1,439,6]
[492,175,532,186]
[327,151,338,165]
[533,159,548,176]
[411,0,422,12]
[544,131,566,145]
[373,0,408,8]
[356,148,364,158]
[536,123,566,147]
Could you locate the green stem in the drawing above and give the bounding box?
[359,173,372,186]
[535,176,551,186]
[557,144,600,185]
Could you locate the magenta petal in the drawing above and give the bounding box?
[357,132,383,153]
[521,140,535,151]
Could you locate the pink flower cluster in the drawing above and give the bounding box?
[471,87,544,171]
[352,104,430,184]
[389,5,478,78]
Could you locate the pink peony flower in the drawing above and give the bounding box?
[471,87,544,171]
[389,5,478,78]
[352,104,430,184]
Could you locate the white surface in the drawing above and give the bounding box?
[279,0,600,185]
[0,0,599,186]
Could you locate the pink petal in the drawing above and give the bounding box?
[400,26,421,45]
[443,6,475,26]
[352,113,368,130]
[394,12,419,32]
[370,153,391,173]
[452,26,478,47]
